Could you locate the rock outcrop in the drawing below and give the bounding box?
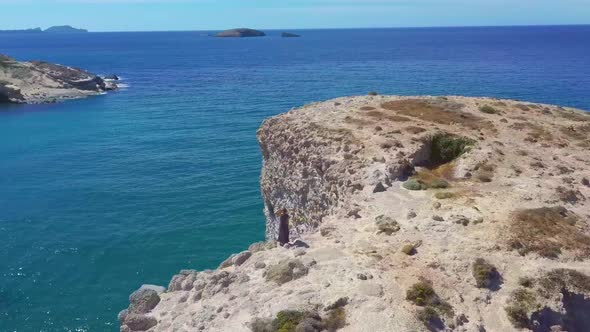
[281,32,301,38]
[215,28,266,38]
[120,96,590,331]
[0,54,117,104]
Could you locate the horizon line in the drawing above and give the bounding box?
[2,23,589,34]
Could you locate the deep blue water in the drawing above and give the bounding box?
[0,26,589,331]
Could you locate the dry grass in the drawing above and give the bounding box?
[560,124,590,141]
[507,207,590,259]
[365,110,411,122]
[510,121,553,142]
[555,108,590,122]
[359,106,376,111]
[381,99,491,131]
[539,269,590,295]
[405,126,427,134]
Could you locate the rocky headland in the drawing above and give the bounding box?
[216,28,266,38]
[0,54,118,104]
[119,95,590,332]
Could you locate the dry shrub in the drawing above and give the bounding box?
[405,126,427,134]
[359,106,376,111]
[560,124,590,141]
[507,207,590,259]
[381,99,491,131]
[539,269,590,295]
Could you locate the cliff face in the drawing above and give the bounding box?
[0,54,117,104]
[119,96,590,332]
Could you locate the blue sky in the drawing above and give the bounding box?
[1,0,589,32]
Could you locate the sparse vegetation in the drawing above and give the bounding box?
[479,105,498,114]
[472,258,500,289]
[406,281,454,321]
[430,133,475,165]
[401,244,416,255]
[273,310,312,332]
[403,179,427,191]
[368,91,378,96]
[265,259,308,285]
[539,269,590,295]
[360,106,376,111]
[430,179,449,189]
[435,192,455,200]
[375,215,401,235]
[323,308,346,331]
[381,99,493,131]
[505,288,538,329]
[507,207,590,259]
[518,277,534,288]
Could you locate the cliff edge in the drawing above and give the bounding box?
[120,96,590,332]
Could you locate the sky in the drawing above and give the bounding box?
[0,0,589,32]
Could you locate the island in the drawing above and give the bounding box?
[44,25,88,33]
[0,54,117,104]
[118,96,590,332]
[215,28,266,38]
[281,32,301,38]
[0,26,88,34]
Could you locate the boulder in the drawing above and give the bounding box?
[265,259,309,285]
[124,313,158,331]
[128,288,160,314]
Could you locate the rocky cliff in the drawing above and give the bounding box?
[0,54,117,104]
[119,96,590,332]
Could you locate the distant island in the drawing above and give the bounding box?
[44,25,88,33]
[0,25,88,34]
[281,32,301,38]
[215,28,265,38]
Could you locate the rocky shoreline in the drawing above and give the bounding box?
[0,54,118,104]
[119,95,590,332]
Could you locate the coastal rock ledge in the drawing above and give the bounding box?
[0,54,118,104]
[120,96,590,332]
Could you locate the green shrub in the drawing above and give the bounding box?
[272,310,309,332]
[479,105,498,114]
[368,91,378,96]
[403,179,427,191]
[472,258,500,289]
[406,282,436,306]
[504,288,537,329]
[429,179,449,189]
[430,133,475,165]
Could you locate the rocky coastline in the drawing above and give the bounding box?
[0,54,118,104]
[119,95,590,332]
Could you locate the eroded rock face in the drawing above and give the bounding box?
[0,54,118,104]
[121,96,590,332]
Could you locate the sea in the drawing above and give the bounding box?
[1,26,589,331]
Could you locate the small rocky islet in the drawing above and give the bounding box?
[119,95,590,331]
[0,54,118,104]
[215,28,266,38]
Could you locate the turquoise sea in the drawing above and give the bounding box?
[1,26,589,331]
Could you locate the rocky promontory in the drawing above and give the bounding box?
[120,96,590,332]
[0,54,117,104]
[215,28,266,38]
